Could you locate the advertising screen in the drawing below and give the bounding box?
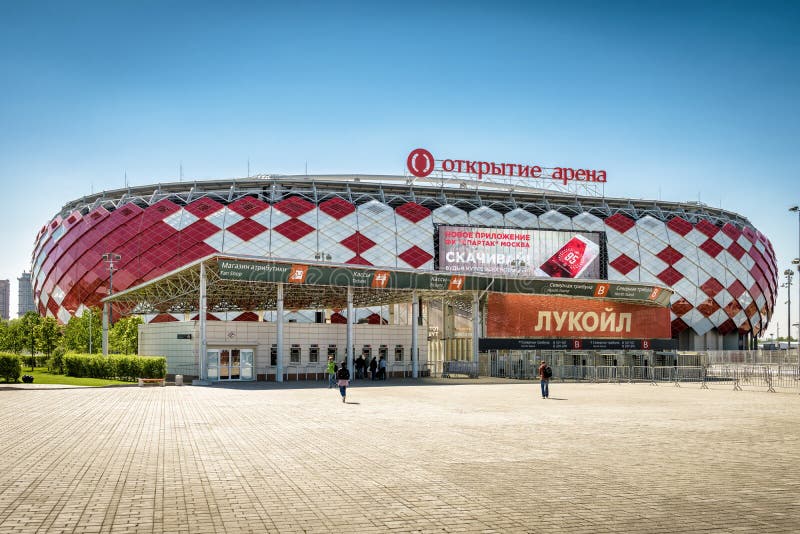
[438,226,604,279]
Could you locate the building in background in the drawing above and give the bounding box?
[0,279,9,320]
[17,272,35,317]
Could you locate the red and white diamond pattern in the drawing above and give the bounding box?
[34,195,778,338]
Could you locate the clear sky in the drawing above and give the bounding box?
[1,1,798,337]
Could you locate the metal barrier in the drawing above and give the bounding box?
[442,361,479,378]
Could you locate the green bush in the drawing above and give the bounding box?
[64,353,166,380]
[0,353,22,382]
[48,346,66,374]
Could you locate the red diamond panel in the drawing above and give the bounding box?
[180,219,219,242]
[274,218,315,241]
[319,197,355,219]
[749,283,762,300]
[604,213,635,233]
[727,241,746,260]
[671,298,694,316]
[696,298,720,317]
[143,199,181,227]
[656,246,683,265]
[399,246,433,268]
[727,280,746,299]
[717,318,737,335]
[724,299,742,318]
[184,197,223,218]
[346,255,373,266]
[721,223,741,241]
[657,266,684,286]
[742,226,757,243]
[340,232,376,254]
[227,218,268,241]
[666,217,693,236]
[609,254,639,275]
[700,277,724,297]
[694,219,719,238]
[699,238,723,258]
[228,197,269,217]
[671,318,689,336]
[150,313,178,323]
[744,301,758,318]
[396,202,431,223]
[274,196,315,218]
[233,311,260,322]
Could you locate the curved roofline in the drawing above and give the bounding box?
[55,174,752,228]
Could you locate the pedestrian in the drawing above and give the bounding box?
[369,356,378,380]
[538,360,551,399]
[337,360,351,403]
[378,355,387,380]
[326,356,336,388]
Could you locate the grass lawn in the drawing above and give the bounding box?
[18,367,133,387]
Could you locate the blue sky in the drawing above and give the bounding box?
[1,1,799,337]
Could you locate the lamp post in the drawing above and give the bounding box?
[101,253,121,356]
[791,206,799,354]
[782,270,794,369]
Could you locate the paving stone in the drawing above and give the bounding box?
[0,380,799,532]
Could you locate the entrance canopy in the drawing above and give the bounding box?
[103,254,673,314]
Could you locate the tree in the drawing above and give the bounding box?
[36,317,61,358]
[109,316,143,355]
[4,319,25,354]
[63,308,102,353]
[19,312,41,368]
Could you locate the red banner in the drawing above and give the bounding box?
[486,293,671,339]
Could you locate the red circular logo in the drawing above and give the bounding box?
[407,148,434,178]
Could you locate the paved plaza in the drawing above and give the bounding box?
[1,379,799,533]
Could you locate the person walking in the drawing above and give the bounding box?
[538,360,551,399]
[326,356,336,388]
[336,360,351,403]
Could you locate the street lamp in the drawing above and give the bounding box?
[781,270,793,349]
[101,253,121,356]
[791,206,799,349]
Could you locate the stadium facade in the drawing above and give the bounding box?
[31,153,777,352]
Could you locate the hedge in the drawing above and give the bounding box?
[64,353,166,380]
[0,353,22,383]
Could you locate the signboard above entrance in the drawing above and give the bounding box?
[216,258,672,307]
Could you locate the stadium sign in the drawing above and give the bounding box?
[407,147,607,185]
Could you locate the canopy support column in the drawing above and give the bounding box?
[277,282,284,382]
[199,262,208,382]
[346,286,354,376]
[412,291,419,378]
[472,292,480,366]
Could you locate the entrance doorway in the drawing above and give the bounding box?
[207,348,254,381]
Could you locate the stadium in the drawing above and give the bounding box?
[30,149,778,379]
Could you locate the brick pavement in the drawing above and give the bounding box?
[0,379,799,533]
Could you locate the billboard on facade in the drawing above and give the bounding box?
[438,226,604,279]
[485,293,672,340]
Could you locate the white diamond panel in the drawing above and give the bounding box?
[468,206,503,227]
[433,205,469,225]
[504,208,538,228]
[538,210,572,230]
[571,212,604,232]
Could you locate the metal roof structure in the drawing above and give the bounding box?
[104,254,673,315]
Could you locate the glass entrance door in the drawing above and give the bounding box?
[206,348,254,381]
